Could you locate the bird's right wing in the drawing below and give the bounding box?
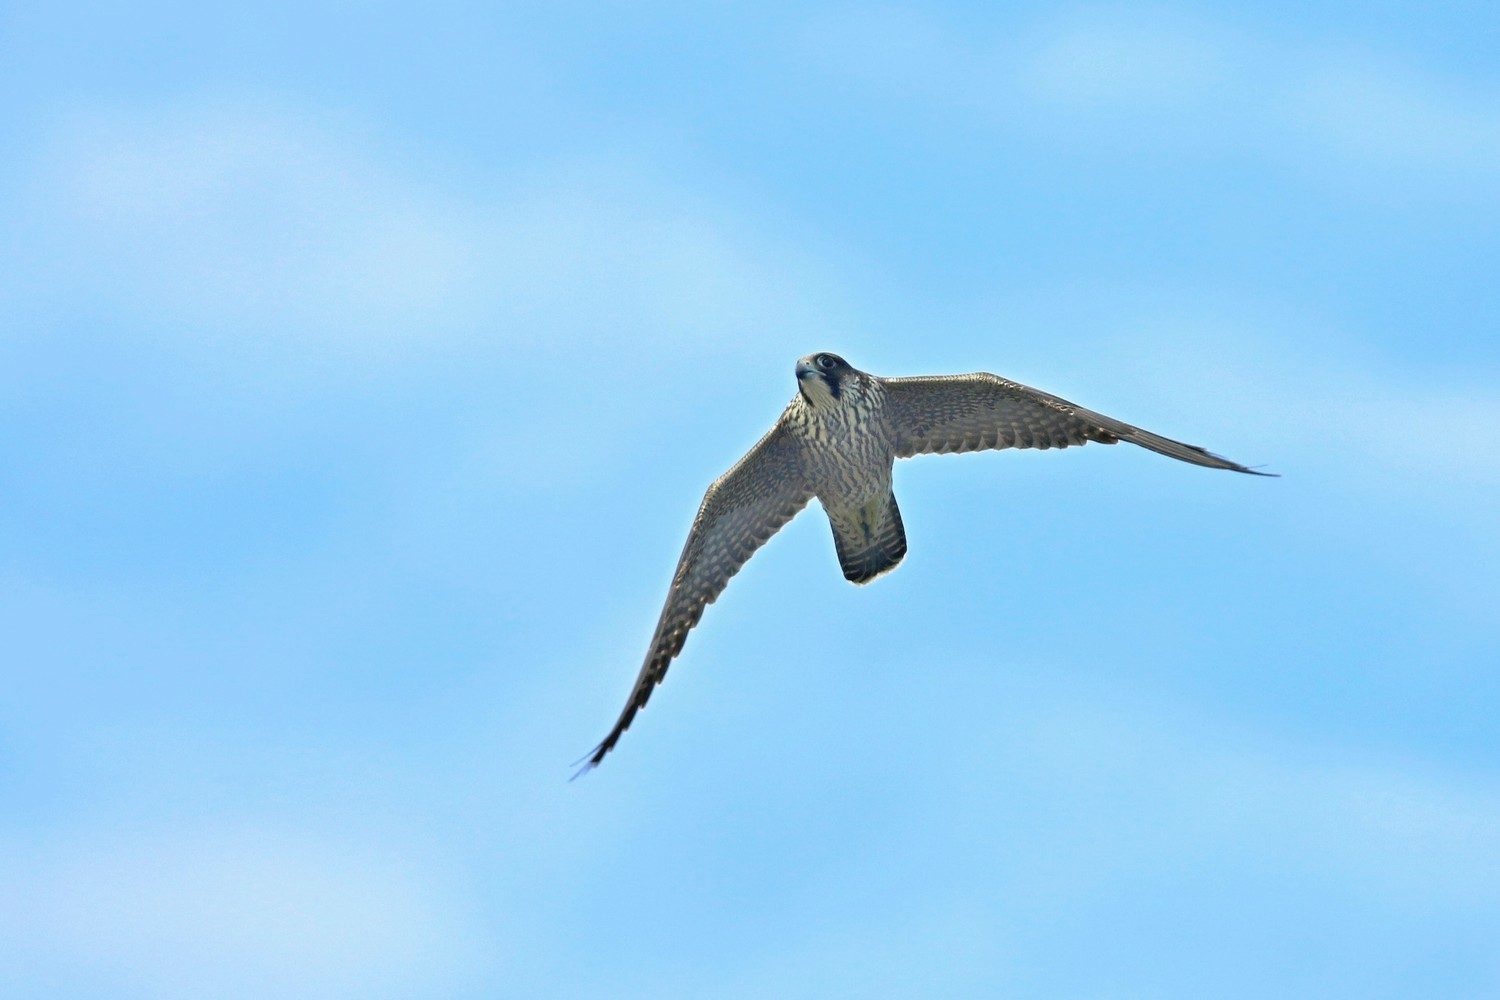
[883,373,1272,474]
[579,419,814,772]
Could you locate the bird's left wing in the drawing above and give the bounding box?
[579,419,814,772]
[883,373,1272,474]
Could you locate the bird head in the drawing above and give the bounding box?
[795,352,856,407]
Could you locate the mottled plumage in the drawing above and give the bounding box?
[577,353,1272,772]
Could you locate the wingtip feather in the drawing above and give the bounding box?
[569,742,608,781]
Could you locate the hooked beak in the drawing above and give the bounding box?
[795,358,817,380]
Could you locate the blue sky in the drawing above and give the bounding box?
[3,2,1498,997]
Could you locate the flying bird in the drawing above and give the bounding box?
[579,353,1272,771]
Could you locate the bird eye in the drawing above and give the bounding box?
[816,354,838,370]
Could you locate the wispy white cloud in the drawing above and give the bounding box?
[12,100,845,370]
[993,688,1500,906]
[1017,12,1234,109]
[36,106,476,356]
[797,8,1500,197]
[0,823,491,1000]
[1289,56,1500,181]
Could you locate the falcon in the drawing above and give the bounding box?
[579,352,1272,771]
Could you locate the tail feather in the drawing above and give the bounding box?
[829,493,908,584]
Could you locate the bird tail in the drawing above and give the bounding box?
[829,493,908,585]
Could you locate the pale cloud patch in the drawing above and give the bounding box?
[45,106,479,358]
[996,688,1500,907]
[797,8,1500,197]
[1,824,491,1000]
[1018,14,1232,109]
[475,171,836,362]
[1289,57,1500,180]
[17,100,845,370]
